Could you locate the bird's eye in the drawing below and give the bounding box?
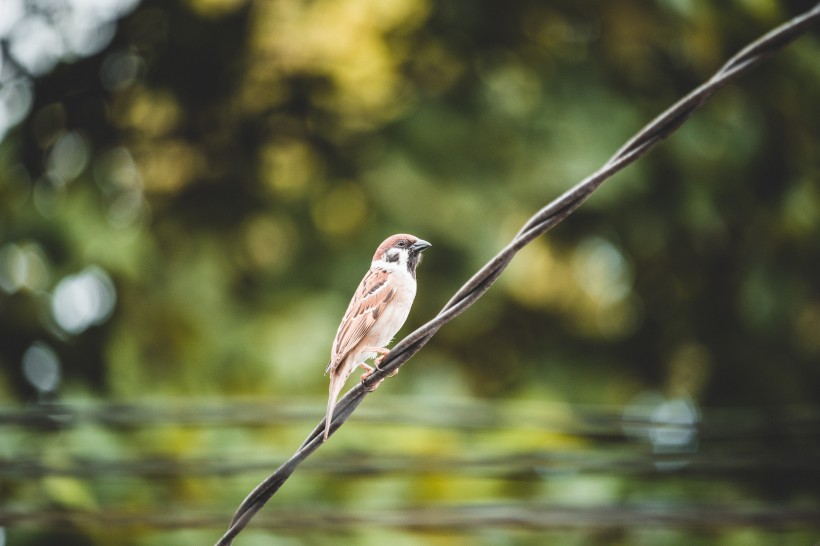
[397,240,407,247]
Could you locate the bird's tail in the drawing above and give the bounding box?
[324,374,346,440]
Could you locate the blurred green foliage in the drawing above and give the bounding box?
[1,0,820,544]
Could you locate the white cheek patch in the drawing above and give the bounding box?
[375,249,410,272]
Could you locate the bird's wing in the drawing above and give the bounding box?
[327,267,396,374]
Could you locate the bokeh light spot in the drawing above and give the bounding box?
[0,163,32,210]
[0,0,140,142]
[64,18,116,57]
[51,266,117,335]
[136,140,203,194]
[49,132,90,183]
[118,88,181,137]
[0,0,25,38]
[503,238,562,307]
[22,341,62,393]
[8,15,64,76]
[240,214,297,273]
[479,55,542,118]
[795,302,820,355]
[0,78,34,142]
[32,103,67,148]
[94,147,143,191]
[0,242,51,294]
[623,391,700,470]
[92,147,148,229]
[312,183,367,237]
[100,51,143,91]
[107,190,147,229]
[261,140,321,200]
[32,175,66,218]
[572,237,633,305]
[649,397,699,452]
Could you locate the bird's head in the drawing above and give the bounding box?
[373,233,431,277]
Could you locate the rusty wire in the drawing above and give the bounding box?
[217,5,820,545]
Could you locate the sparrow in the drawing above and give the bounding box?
[323,233,431,440]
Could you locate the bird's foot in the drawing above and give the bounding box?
[360,370,385,392]
[358,346,396,374]
[370,349,398,376]
[373,351,388,370]
[359,348,398,391]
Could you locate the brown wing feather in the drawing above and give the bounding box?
[327,267,395,374]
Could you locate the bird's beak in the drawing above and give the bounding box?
[410,239,431,253]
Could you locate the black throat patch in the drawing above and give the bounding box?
[406,251,421,279]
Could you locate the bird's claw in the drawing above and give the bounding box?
[373,352,399,377]
[360,371,384,392]
[360,349,399,391]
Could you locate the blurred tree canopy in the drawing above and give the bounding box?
[2,0,819,406]
[1,0,820,544]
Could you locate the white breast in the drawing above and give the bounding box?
[367,258,417,349]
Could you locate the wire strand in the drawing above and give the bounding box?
[216,6,820,545]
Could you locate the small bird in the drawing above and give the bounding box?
[323,233,431,440]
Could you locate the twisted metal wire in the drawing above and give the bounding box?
[217,6,820,545]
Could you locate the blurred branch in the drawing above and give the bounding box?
[217,6,820,545]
